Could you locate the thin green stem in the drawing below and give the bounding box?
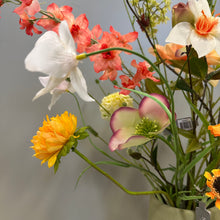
[73,148,174,206]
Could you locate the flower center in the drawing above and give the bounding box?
[195,10,218,36]
[71,24,80,37]
[213,177,220,194]
[135,117,160,138]
[100,43,115,59]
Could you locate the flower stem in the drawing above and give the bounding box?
[73,147,174,206]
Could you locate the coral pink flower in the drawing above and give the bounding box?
[110,26,138,51]
[88,32,122,80]
[14,0,40,17]
[78,24,103,53]
[131,60,159,83]
[109,94,171,151]
[115,75,140,95]
[68,14,93,53]
[19,14,42,36]
[37,3,74,33]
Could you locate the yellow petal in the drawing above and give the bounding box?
[212,169,220,177]
[204,171,213,180]
[215,199,220,209]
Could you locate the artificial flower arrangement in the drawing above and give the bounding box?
[2,0,220,214]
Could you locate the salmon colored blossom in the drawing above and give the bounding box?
[110,26,138,51]
[208,124,220,136]
[19,14,42,36]
[149,43,220,66]
[14,0,40,18]
[31,111,78,168]
[131,59,160,83]
[88,31,122,81]
[148,43,187,64]
[68,13,92,53]
[204,169,220,209]
[37,3,74,33]
[114,75,140,95]
[78,24,102,53]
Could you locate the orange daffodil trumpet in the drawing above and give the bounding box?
[25,20,94,109]
[166,0,220,58]
[109,94,172,151]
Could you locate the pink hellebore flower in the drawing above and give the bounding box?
[109,94,171,151]
[166,0,220,58]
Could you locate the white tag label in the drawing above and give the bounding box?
[176,117,193,131]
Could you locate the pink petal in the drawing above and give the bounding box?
[109,127,136,151]
[118,135,149,150]
[139,93,170,128]
[110,107,141,133]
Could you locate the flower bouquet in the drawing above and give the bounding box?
[2,0,220,217]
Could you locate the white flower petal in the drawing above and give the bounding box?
[48,90,64,110]
[190,30,216,57]
[25,31,66,77]
[70,68,94,102]
[110,107,140,133]
[118,136,149,150]
[33,76,64,101]
[108,127,136,151]
[166,22,192,45]
[188,0,211,18]
[25,21,77,78]
[59,21,76,54]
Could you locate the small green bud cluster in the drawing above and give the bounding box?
[130,0,171,37]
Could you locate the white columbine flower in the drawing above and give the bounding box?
[166,0,220,58]
[25,20,94,108]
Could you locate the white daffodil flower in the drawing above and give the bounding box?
[166,0,220,58]
[38,76,75,110]
[25,20,94,108]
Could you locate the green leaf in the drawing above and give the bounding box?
[176,78,193,93]
[178,128,195,139]
[180,146,212,179]
[189,56,208,79]
[74,126,89,140]
[145,79,164,96]
[183,93,209,128]
[179,195,204,201]
[180,140,220,179]
[186,138,202,153]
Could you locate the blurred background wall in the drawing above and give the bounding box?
[0,0,220,219]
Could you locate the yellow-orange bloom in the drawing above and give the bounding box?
[204,169,220,209]
[31,111,77,168]
[208,124,220,137]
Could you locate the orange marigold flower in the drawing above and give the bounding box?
[204,169,220,209]
[31,111,77,168]
[208,124,220,137]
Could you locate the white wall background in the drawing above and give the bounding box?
[0,0,220,220]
